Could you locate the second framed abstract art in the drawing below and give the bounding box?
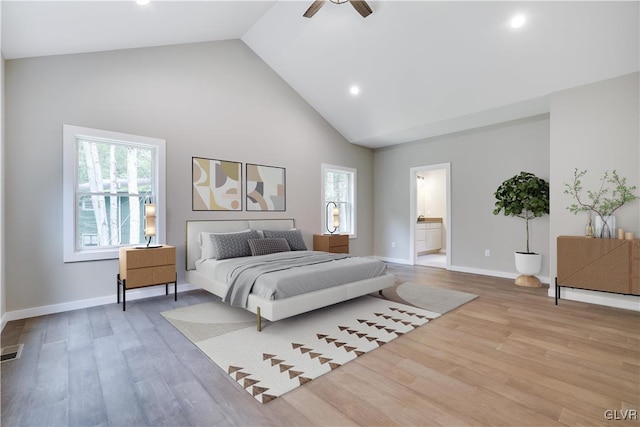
[246,163,286,211]
[192,157,242,211]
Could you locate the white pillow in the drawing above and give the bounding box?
[198,229,251,260]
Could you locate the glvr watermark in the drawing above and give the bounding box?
[604,409,637,421]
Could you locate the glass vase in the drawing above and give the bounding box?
[595,215,616,239]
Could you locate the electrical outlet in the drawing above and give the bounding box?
[484,249,491,257]
[391,241,396,248]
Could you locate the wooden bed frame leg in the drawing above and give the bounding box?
[257,307,262,332]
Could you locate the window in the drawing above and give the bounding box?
[63,125,166,262]
[82,234,99,246]
[80,199,94,211]
[322,164,356,237]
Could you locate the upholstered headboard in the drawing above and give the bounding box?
[185,219,295,270]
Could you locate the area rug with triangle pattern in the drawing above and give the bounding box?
[161,283,477,403]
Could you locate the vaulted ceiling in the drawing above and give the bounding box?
[3,1,638,148]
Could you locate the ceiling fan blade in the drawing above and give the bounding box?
[350,0,373,18]
[303,0,327,18]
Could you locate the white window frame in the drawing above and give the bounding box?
[63,124,166,262]
[321,163,357,238]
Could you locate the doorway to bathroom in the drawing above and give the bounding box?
[409,163,451,269]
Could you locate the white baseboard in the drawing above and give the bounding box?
[375,257,551,285]
[374,256,413,265]
[426,263,637,311]
[549,286,640,312]
[377,256,636,311]
[1,282,199,330]
[447,264,550,285]
[3,269,636,333]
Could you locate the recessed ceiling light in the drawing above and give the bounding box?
[350,85,360,95]
[136,0,150,5]
[510,14,526,29]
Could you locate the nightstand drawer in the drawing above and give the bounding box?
[118,245,177,310]
[328,234,349,247]
[313,234,349,253]
[122,246,176,269]
[125,265,176,288]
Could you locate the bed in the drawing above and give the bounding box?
[185,219,394,330]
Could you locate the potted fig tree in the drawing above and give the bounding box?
[493,171,550,287]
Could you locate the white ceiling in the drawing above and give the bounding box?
[3,1,639,148]
[1,1,278,58]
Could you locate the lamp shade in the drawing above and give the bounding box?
[144,204,156,217]
[326,201,340,234]
[144,217,156,236]
[144,203,157,237]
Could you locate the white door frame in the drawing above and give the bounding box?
[409,163,451,268]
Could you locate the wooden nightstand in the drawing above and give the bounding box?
[117,245,177,311]
[313,234,349,254]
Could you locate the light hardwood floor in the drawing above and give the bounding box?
[2,264,639,426]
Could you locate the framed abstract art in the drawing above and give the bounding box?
[246,163,286,211]
[192,157,242,211]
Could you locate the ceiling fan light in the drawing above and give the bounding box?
[510,14,526,29]
[330,0,349,4]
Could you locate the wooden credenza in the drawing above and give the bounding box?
[556,236,640,303]
[313,234,349,253]
[118,245,177,311]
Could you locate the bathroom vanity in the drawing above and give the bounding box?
[416,217,442,254]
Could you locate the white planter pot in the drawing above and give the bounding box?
[514,252,542,275]
[514,252,542,287]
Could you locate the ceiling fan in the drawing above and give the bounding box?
[303,0,373,18]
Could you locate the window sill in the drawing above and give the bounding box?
[64,248,119,263]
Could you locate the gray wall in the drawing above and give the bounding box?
[4,38,636,316]
[4,40,374,313]
[549,72,639,306]
[371,72,638,306]
[374,116,551,277]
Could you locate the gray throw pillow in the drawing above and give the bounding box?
[198,229,251,260]
[262,229,307,251]
[248,238,291,256]
[210,230,259,260]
